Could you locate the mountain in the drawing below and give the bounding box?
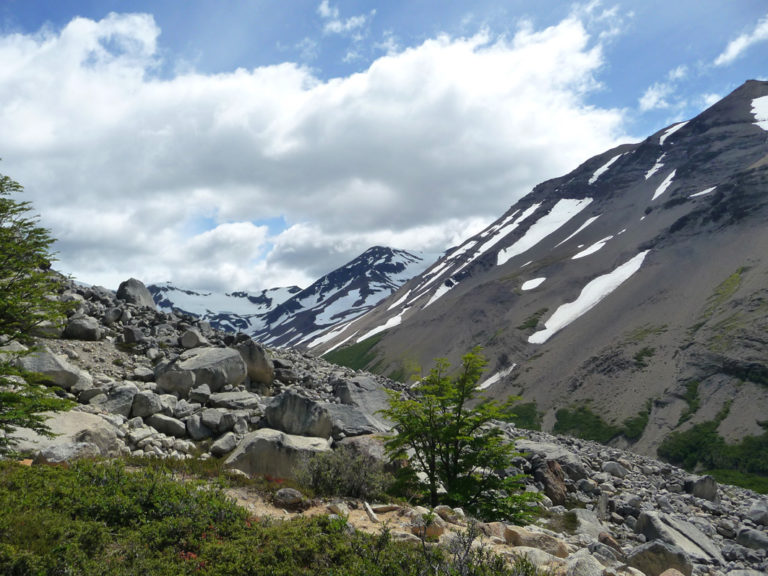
[315,80,768,457]
[149,283,302,333]
[149,246,428,349]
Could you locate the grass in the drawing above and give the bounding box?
[677,380,700,425]
[689,267,749,336]
[516,308,548,331]
[622,323,667,344]
[633,347,655,369]
[322,333,384,371]
[0,458,548,575]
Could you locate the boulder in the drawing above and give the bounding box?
[736,527,768,551]
[602,460,629,478]
[515,439,588,480]
[116,278,156,309]
[504,526,569,558]
[13,346,81,390]
[333,375,392,425]
[35,442,101,464]
[224,428,331,478]
[747,501,768,526]
[146,413,187,438]
[208,391,261,410]
[186,414,213,440]
[97,383,139,418]
[132,390,164,418]
[12,410,120,460]
[155,347,247,398]
[180,328,208,349]
[63,315,102,341]
[685,475,719,502]
[264,390,332,437]
[210,432,238,457]
[534,459,567,506]
[235,339,274,385]
[635,511,725,564]
[626,541,693,576]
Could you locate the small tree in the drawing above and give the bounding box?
[0,171,72,455]
[381,347,534,521]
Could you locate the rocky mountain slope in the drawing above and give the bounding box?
[149,246,427,350]
[4,276,768,575]
[314,80,768,458]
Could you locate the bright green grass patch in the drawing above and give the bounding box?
[322,333,384,371]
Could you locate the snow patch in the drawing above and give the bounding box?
[652,169,676,201]
[659,121,688,146]
[387,289,411,311]
[571,236,613,259]
[752,96,768,131]
[497,199,592,266]
[357,314,403,343]
[478,364,516,390]
[589,153,623,185]
[555,215,600,248]
[529,250,650,344]
[521,277,546,291]
[690,186,717,198]
[645,153,666,180]
[424,283,452,308]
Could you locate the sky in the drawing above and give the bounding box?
[0,1,765,293]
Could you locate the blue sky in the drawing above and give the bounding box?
[0,1,766,291]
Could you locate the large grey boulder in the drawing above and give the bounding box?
[635,511,725,565]
[62,315,102,341]
[208,391,261,410]
[116,278,156,309]
[155,347,247,398]
[736,528,768,551]
[13,410,120,461]
[147,413,187,438]
[264,390,332,437]
[235,339,274,385]
[180,328,208,349]
[210,432,238,457]
[132,390,164,418]
[626,541,693,576]
[265,390,387,440]
[95,383,139,418]
[224,428,331,478]
[333,375,393,428]
[13,346,81,390]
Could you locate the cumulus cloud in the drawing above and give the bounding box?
[714,13,768,66]
[0,12,627,292]
[638,66,688,112]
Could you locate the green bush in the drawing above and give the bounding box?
[295,445,393,500]
[323,333,384,371]
[553,405,623,443]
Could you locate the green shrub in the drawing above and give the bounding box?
[553,405,623,443]
[295,445,393,500]
[677,380,701,425]
[509,402,542,431]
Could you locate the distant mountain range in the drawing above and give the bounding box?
[313,79,768,457]
[148,246,428,349]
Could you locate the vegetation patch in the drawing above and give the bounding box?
[0,459,546,575]
[657,401,768,494]
[323,333,384,371]
[553,405,623,443]
[517,308,548,331]
[677,380,700,425]
[622,323,667,344]
[555,402,652,443]
[633,347,655,369]
[509,401,542,431]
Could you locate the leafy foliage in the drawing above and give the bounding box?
[381,347,536,521]
[554,402,652,443]
[295,445,393,500]
[0,171,73,454]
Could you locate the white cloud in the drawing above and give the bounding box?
[317,1,373,36]
[0,12,627,292]
[638,66,688,112]
[715,13,768,66]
